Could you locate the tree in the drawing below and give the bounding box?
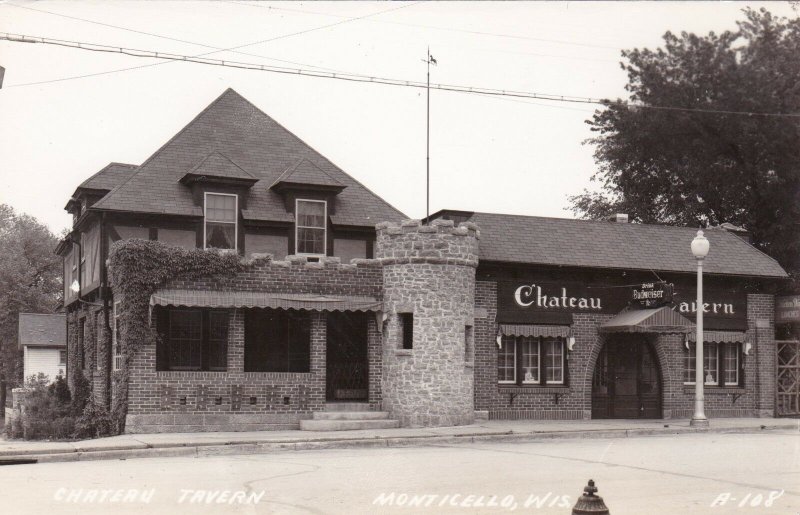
[570,8,800,286]
[0,204,62,410]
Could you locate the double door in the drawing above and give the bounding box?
[592,337,661,419]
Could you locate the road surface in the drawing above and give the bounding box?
[1,429,798,514]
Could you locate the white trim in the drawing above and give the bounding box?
[112,299,122,371]
[203,192,238,251]
[497,336,516,384]
[545,338,565,385]
[294,198,327,256]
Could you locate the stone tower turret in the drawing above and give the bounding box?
[375,218,479,427]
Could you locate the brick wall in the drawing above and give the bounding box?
[475,280,776,420]
[119,255,384,432]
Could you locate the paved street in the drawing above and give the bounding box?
[1,429,797,515]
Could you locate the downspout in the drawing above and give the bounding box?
[101,212,113,410]
[71,233,82,385]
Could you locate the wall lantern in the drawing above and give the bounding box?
[70,279,80,294]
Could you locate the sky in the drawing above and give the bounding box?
[0,1,797,235]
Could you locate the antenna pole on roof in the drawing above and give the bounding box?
[423,48,436,224]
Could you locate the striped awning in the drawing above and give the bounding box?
[689,331,747,343]
[150,289,382,312]
[599,306,695,334]
[499,324,570,338]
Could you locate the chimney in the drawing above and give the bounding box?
[609,213,629,223]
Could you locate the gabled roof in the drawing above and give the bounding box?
[433,210,788,278]
[78,163,137,192]
[270,158,344,191]
[18,313,66,349]
[179,151,258,186]
[91,89,405,227]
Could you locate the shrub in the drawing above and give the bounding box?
[73,401,114,440]
[3,373,110,441]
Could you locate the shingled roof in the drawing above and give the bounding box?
[440,211,787,278]
[91,89,405,227]
[18,313,66,350]
[180,151,258,185]
[270,158,344,191]
[78,163,137,192]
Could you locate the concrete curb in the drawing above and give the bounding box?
[1,422,796,464]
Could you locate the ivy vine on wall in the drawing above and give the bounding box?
[108,239,250,433]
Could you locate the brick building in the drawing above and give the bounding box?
[57,89,788,433]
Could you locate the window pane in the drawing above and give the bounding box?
[520,338,539,383]
[297,201,325,228]
[704,342,718,385]
[244,309,310,373]
[206,194,237,222]
[208,311,229,371]
[723,342,739,385]
[297,227,325,254]
[545,339,564,384]
[684,342,697,383]
[497,337,516,383]
[169,310,202,370]
[206,222,235,249]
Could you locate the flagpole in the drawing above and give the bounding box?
[423,49,436,224]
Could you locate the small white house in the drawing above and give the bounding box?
[18,313,66,383]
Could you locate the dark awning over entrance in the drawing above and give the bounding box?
[499,324,570,338]
[150,289,382,312]
[599,306,695,334]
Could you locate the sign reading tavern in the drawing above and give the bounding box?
[498,281,747,329]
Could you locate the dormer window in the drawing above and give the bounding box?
[204,192,237,250]
[295,199,326,255]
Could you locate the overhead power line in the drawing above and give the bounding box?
[2,32,799,119]
[3,1,355,74]
[0,1,417,88]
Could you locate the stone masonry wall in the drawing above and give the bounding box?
[377,219,479,427]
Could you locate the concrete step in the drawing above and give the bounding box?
[299,419,400,431]
[313,411,389,421]
[325,402,371,412]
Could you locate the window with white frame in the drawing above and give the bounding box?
[684,341,741,386]
[112,300,123,371]
[204,193,237,250]
[498,335,566,386]
[295,199,326,255]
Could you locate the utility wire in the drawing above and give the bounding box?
[0,2,417,88]
[3,1,355,74]
[228,1,625,51]
[2,32,800,119]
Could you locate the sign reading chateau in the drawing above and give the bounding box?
[514,284,603,310]
[498,280,747,329]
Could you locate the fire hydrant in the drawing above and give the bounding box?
[572,479,610,514]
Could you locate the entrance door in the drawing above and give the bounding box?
[592,337,662,419]
[326,312,369,402]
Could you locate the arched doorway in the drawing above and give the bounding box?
[592,335,662,419]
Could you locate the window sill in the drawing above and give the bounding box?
[683,386,745,394]
[464,361,474,368]
[395,349,412,357]
[498,385,570,394]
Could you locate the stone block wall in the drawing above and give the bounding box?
[377,219,478,427]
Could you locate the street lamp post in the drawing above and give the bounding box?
[690,229,710,428]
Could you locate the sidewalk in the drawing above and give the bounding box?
[1,417,797,464]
